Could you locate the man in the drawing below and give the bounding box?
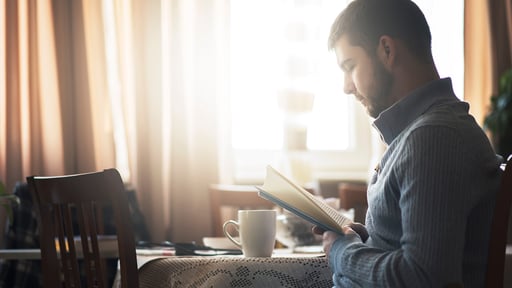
[312,0,503,287]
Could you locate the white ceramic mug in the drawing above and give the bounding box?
[223,210,277,257]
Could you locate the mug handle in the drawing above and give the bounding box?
[223,220,242,248]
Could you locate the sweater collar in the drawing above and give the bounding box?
[372,78,458,145]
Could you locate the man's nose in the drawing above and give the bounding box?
[343,74,355,95]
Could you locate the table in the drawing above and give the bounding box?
[135,252,333,288]
[0,248,120,260]
[115,245,512,288]
[7,245,512,287]
[0,246,120,288]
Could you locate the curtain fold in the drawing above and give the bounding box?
[486,0,512,244]
[128,0,230,243]
[1,0,230,245]
[464,0,512,125]
[0,0,115,243]
[465,0,512,242]
[0,0,115,183]
[464,0,492,124]
[488,0,512,86]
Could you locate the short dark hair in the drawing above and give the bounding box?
[328,0,433,63]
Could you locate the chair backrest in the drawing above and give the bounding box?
[485,157,512,288]
[209,184,275,237]
[27,169,139,288]
[338,182,368,224]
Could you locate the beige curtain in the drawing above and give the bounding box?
[0,0,229,245]
[0,0,117,181]
[464,0,492,124]
[1,0,230,244]
[487,0,512,86]
[0,0,116,241]
[465,0,512,242]
[126,0,231,243]
[464,0,512,125]
[88,0,232,243]
[73,0,232,243]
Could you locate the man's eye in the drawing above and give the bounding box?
[343,64,354,73]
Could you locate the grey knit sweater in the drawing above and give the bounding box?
[329,78,502,287]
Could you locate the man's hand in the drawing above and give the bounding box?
[312,223,368,257]
[312,226,340,258]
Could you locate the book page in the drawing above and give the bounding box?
[259,166,352,233]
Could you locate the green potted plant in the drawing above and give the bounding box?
[484,68,512,159]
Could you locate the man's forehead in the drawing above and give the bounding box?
[334,35,361,60]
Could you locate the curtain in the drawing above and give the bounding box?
[464,0,492,124]
[0,0,115,239]
[488,0,512,86]
[465,0,512,242]
[464,0,512,124]
[0,0,116,183]
[126,0,230,243]
[0,0,230,244]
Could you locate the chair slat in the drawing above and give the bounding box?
[56,204,81,288]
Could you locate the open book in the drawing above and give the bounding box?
[256,165,352,235]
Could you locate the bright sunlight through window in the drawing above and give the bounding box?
[229,0,464,154]
[230,0,352,151]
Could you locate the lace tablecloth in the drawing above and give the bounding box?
[138,256,334,288]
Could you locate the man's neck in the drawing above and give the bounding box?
[391,61,440,103]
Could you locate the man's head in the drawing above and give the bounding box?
[329,0,435,118]
[328,0,433,63]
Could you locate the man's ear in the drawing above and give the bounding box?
[377,35,396,70]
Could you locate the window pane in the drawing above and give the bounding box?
[414,0,464,98]
[230,0,350,151]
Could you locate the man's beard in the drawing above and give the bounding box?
[366,58,393,118]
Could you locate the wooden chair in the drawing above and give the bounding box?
[27,169,139,288]
[209,184,275,237]
[485,157,512,288]
[338,182,368,224]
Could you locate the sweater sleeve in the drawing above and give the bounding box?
[329,126,482,287]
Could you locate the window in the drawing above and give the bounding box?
[415,0,464,98]
[231,0,353,151]
[229,0,371,183]
[229,0,464,183]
